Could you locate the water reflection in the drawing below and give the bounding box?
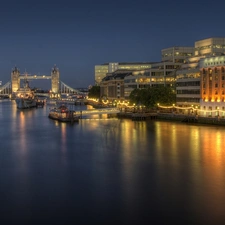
[1,101,225,224]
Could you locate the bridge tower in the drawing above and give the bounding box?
[11,66,20,93]
[51,65,60,97]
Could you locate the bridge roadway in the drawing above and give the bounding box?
[79,108,120,116]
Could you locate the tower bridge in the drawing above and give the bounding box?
[0,66,84,98]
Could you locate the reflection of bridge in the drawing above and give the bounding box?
[0,66,85,98]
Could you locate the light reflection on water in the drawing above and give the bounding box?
[0,100,225,224]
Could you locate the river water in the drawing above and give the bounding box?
[0,100,225,225]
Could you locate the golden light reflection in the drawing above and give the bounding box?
[19,111,27,153]
[61,123,67,153]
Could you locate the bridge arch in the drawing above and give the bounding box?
[11,65,60,96]
[0,66,85,98]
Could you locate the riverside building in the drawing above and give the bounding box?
[95,62,152,85]
[199,56,225,117]
[100,69,133,102]
[124,47,194,99]
[176,37,225,110]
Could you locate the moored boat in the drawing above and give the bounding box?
[15,80,38,109]
[48,104,79,123]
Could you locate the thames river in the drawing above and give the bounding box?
[0,100,225,225]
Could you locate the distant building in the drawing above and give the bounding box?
[95,62,153,85]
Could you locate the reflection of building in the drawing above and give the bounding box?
[95,62,153,85]
[199,56,225,117]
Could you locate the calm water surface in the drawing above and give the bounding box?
[0,100,225,225]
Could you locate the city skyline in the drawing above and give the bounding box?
[1,0,225,88]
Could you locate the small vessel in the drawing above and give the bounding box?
[15,80,38,109]
[48,104,79,123]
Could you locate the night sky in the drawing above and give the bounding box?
[1,0,225,89]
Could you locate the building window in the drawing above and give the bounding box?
[215,83,218,88]
[222,76,225,80]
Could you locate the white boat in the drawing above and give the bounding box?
[15,80,38,109]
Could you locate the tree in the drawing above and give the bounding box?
[88,85,100,99]
[129,86,176,108]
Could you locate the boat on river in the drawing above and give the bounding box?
[15,80,38,109]
[48,104,79,123]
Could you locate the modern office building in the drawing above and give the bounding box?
[194,37,225,57]
[162,47,194,63]
[176,56,201,106]
[124,61,180,99]
[95,62,153,85]
[95,64,109,85]
[123,47,194,99]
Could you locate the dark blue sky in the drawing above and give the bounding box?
[1,0,225,89]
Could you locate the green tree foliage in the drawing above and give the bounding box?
[88,85,100,99]
[129,86,176,108]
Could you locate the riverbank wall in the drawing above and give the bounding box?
[117,111,225,126]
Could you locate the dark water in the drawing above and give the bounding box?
[0,100,225,225]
